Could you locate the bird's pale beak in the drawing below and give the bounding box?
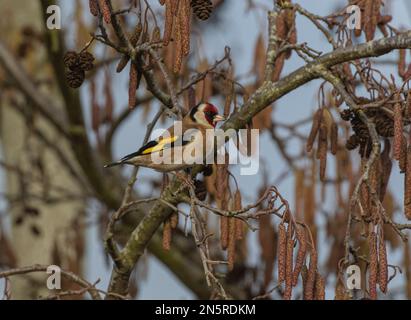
[213,115,225,124]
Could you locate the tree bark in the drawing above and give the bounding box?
[0,0,85,299]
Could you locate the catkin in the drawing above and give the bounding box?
[173,12,183,73]
[399,135,408,173]
[404,145,411,220]
[163,0,174,45]
[180,0,191,57]
[162,219,172,250]
[98,0,111,24]
[378,229,388,294]
[292,226,307,286]
[407,91,411,119]
[306,109,322,153]
[314,273,325,300]
[89,0,99,16]
[220,216,229,250]
[304,250,317,300]
[278,223,287,283]
[128,63,138,109]
[283,225,294,300]
[369,231,378,300]
[317,123,328,182]
[330,122,338,155]
[227,218,236,271]
[393,102,403,161]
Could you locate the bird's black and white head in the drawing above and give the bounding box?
[189,102,225,128]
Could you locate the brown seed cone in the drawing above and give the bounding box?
[314,273,325,300]
[98,0,111,24]
[170,212,179,229]
[304,250,317,300]
[227,218,236,271]
[79,51,95,71]
[190,0,213,21]
[346,134,360,150]
[306,109,322,153]
[292,226,307,286]
[89,0,99,16]
[278,223,287,283]
[405,145,411,219]
[378,229,388,294]
[128,63,139,109]
[220,216,229,250]
[393,102,403,161]
[283,225,294,300]
[330,122,338,155]
[66,68,85,88]
[369,231,378,300]
[63,51,80,70]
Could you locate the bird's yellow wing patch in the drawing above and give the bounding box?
[141,135,178,154]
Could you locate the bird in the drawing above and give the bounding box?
[104,102,225,172]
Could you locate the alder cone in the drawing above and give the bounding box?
[79,51,95,71]
[190,0,213,20]
[63,51,80,70]
[66,69,85,88]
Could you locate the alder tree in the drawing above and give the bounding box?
[1,0,411,300]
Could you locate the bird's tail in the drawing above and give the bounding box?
[104,161,122,168]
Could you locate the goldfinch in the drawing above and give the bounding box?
[104,102,225,172]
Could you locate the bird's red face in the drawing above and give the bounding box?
[202,103,225,127]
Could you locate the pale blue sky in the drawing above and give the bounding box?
[1,0,410,300]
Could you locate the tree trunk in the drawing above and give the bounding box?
[0,0,85,299]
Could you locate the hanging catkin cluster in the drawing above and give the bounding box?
[306,108,338,181]
[349,0,391,41]
[63,51,95,88]
[368,227,388,299]
[160,0,192,73]
[277,220,322,300]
